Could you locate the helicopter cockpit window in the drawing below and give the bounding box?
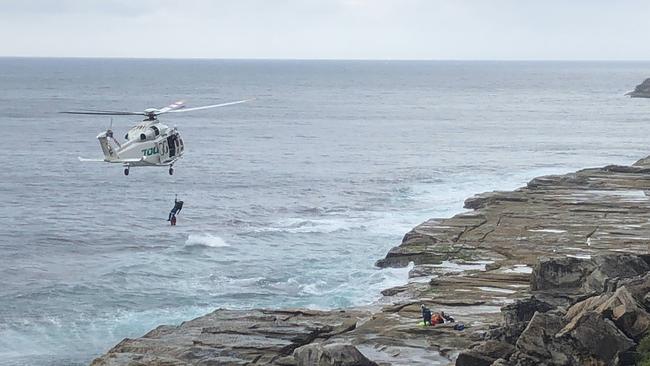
[151,126,160,136]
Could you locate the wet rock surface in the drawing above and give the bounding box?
[93,157,650,365]
[293,343,378,366]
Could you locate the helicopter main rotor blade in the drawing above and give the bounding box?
[61,110,145,116]
[167,99,254,113]
[61,99,252,117]
[155,100,186,114]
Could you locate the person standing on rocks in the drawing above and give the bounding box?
[421,304,432,326]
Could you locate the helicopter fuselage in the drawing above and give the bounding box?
[120,120,184,165]
[92,119,184,175]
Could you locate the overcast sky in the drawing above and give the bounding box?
[1,0,649,60]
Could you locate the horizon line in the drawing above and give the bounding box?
[2,55,650,62]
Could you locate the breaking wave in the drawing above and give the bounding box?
[185,233,229,248]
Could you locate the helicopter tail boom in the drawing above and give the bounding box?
[78,157,106,162]
[78,156,145,163]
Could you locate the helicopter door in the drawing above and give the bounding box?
[158,140,169,162]
[167,135,177,158]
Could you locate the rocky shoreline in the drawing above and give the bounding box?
[92,156,650,366]
[626,78,650,98]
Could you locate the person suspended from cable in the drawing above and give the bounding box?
[168,194,184,224]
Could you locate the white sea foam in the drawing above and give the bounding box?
[250,214,417,238]
[300,280,330,296]
[185,233,230,248]
[258,218,366,234]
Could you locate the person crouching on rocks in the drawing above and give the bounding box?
[441,311,455,323]
[421,304,432,326]
[431,312,444,325]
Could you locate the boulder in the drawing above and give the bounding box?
[562,286,650,341]
[566,311,635,363]
[562,293,608,329]
[530,257,594,292]
[473,343,513,364]
[293,343,377,366]
[455,351,494,366]
[484,298,556,343]
[514,312,570,365]
[582,254,649,293]
[598,288,648,339]
[640,254,650,266]
[512,301,636,365]
[456,341,515,366]
[619,272,650,302]
[490,359,511,366]
[502,298,554,327]
[531,255,649,295]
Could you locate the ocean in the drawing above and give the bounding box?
[1,58,649,365]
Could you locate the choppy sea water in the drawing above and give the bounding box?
[1,59,649,365]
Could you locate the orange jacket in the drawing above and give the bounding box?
[431,314,444,325]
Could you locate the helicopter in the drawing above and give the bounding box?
[62,99,251,175]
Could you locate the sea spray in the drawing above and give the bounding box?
[185,233,230,248]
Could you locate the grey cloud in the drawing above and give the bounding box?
[0,0,648,59]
